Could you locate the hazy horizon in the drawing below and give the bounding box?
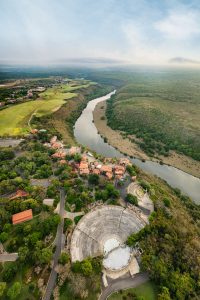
[1,0,200,67]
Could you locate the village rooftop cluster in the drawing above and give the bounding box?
[44,135,133,181]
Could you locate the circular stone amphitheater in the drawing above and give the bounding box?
[70,205,146,264]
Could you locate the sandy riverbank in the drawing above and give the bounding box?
[93,101,200,178]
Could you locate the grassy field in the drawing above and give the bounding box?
[35,83,112,145]
[108,281,158,300]
[106,71,200,161]
[0,80,94,136]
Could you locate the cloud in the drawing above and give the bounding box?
[1,0,200,65]
[121,22,167,64]
[155,10,200,40]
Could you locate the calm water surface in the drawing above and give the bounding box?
[74,91,200,203]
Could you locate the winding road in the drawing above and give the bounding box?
[43,189,65,300]
[99,272,149,300]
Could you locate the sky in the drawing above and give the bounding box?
[1,0,200,66]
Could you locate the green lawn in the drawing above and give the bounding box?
[0,81,94,136]
[108,281,158,300]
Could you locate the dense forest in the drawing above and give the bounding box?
[127,172,200,300]
[106,71,200,161]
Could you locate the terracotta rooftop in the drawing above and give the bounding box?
[50,136,57,144]
[31,129,38,134]
[59,160,68,165]
[51,142,63,149]
[79,162,89,169]
[119,158,131,166]
[12,209,33,225]
[80,168,90,175]
[101,165,113,173]
[69,146,81,155]
[114,165,125,171]
[92,169,100,175]
[52,151,66,159]
[10,190,29,200]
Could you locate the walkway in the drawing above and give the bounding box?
[0,253,18,262]
[43,189,65,300]
[54,202,84,221]
[99,272,149,300]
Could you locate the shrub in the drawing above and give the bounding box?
[74,215,83,224]
[0,232,9,242]
[2,264,17,282]
[126,193,138,205]
[163,197,171,207]
[88,174,99,185]
[7,282,21,299]
[59,252,70,265]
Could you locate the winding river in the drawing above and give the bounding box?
[74,91,200,204]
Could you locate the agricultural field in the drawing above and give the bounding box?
[106,70,200,161]
[0,80,94,136]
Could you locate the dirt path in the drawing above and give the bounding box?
[93,101,200,178]
[28,109,38,130]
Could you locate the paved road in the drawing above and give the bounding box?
[0,253,18,262]
[43,189,65,300]
[99,273,149,300]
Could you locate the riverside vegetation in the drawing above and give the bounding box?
[106,71,200,162]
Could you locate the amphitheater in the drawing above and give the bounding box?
[70,205,146,263]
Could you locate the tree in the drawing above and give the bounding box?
[81,259,93,276]
[140,180,151,192]
[0,282,7,297]
[126,193,138,205]
[64,218,73,231]
[126,165,137,176]
[72,261,81,273]
[2,264,17,282]
[106,184,119,198]
[169,271,194,300]
[88,174,99,185]
[3,223,12,232]
[157,287,171,300]
[59,252,70,265]
[18,246,29,262]
[74,154,82,163]
[0,149,15,161]
[163,198,171,207]
[7,282,21,299]
[37,248,52,264]
[0,232,9,242]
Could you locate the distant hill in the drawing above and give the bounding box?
[169,57,200,64]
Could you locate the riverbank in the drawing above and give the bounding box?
[93,101,200,178]
[47,84,113,145]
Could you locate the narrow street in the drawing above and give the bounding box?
[43,189,65,300]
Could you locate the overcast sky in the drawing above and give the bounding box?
[1,0,200,65]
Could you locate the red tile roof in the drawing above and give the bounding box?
[101,165,113,173]
[92,169,100,175]
[10,190,29,200]
[12,209,33,225]
[52,151,66,159]
[106,172,113,180]
[79,162,89,169]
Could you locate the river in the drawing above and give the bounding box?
[74,91,200,204]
